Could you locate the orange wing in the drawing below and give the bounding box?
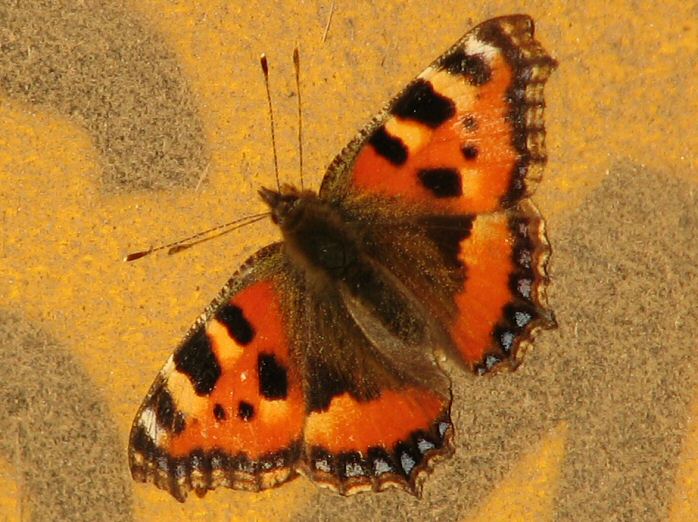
[301,386,452,495]
[129,245,306,501]
[449,200,555,371]
[320,15,556,371]
[129,244,453,500]
[321,15,555,214]
[292,274,454,495]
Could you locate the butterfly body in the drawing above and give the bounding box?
[130,15,556,501]
[260,183,450,403]
[260,186,364,282]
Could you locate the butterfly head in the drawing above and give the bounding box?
[259,185,314,228]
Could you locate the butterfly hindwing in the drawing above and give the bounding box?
[129,244,306,501]
[294,281,453,495]
[303,388,452,495]
[448,201,554,371]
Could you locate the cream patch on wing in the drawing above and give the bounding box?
[459,166,483,196]
[258,398,290,424]
[138,407,163,444]
[459,213,505,265]
[160,354,175,378]
[463,34,500,61]
[166,370,209,416]
[207,319,244,365]
[426,69,479,116]
[384,117,430,152]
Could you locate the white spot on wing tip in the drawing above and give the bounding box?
[161,355,175,377]
[418,65,437,80]
[139,407,159,442]
[463,35,499,62]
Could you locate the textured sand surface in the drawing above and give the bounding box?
[1,1,696,520]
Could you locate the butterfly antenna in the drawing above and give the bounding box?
[322,1,335,43]
[124,212,269,262]
[293,47,304,190]
[260,54,281,191]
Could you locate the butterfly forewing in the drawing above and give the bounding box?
[320,15,556,214]
[129,245,306,500]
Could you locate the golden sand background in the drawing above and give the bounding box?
[0,1,697,520]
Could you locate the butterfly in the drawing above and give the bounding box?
[129,14,557,501]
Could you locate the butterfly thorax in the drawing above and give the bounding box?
[259,185,441,355]
[259,185,361,282]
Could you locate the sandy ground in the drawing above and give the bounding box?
[1,1,697,520]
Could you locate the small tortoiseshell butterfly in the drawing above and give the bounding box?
[129,15,557,501]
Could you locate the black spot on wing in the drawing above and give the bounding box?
[392,79,455,128]
[257,353,288,400]
[130,424,154,456]
[213,403,226,421]
[417,168,463,198]
[174,328,222,395]
[153,387,186,434]
[215,304,254,345]
[441,49,492,85]
[461,145,479,160]
[237,401,255,421]
[368,126,408,166]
